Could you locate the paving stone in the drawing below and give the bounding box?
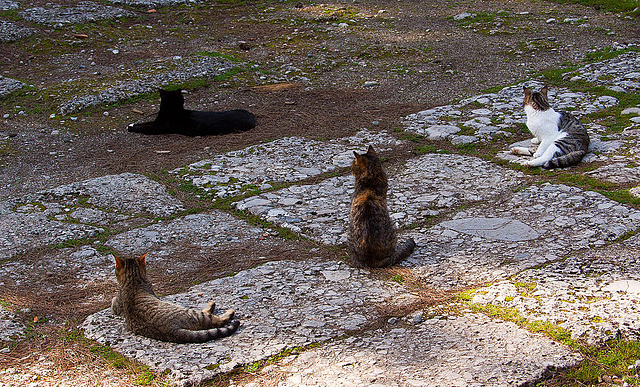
[232,313,581,387]
[234,153,524,245]
[173,129,404,199]
[0,173,182,260]
[0,20,35,43]
[81,260,415,386]
[19,1,136,26]
[48,172,183,218]
[105,212,263,256]
[405,183,640,289]
[470,239,640,344]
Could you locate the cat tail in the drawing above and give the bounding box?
[389,238,416,265]
[543,150,587,169]
[174,319,241,343]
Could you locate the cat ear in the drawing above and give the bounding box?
[540,85,549,98]
[138,253,147,267]
[366,145,377,155]
[523,86,531,96]
[114,255,124,270]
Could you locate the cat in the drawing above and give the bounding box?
[510,85,590,169]
[128,89,256,136]
[111,253,240,343]
[348,145,416,268]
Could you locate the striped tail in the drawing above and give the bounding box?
[389,238,416,265]
[543,150,587,169]
[174,319,241,343]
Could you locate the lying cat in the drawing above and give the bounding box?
[348,145,416,268]
[511,85,590,168]
[128,89,256,136]
[111,253,240,343]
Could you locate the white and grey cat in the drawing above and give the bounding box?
[511,85,590,169]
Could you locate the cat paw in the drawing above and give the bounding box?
[221,309,235,321]
[203,301,216,314]
[531,138,540,145]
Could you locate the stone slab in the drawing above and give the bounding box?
[105,212,263,256]
[0,173,182,260]
[173,129,404,199]
[59,56,234,114]
[19,1,136,26]
[233,313,581,387]
[405,183,640,289]
[470,238,640,344]
[234,153,524,245]
[81,260,415,386]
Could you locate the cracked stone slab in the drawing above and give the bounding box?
[234,313,581,387]
[19,1,136,26]
[172,129,404,199]
[47,172,183,218]
[81,260,415,386]
[469,238,640,345]
[105,212,264,256]
[0,173,182,260]
[404,183,640,289]
[234,153,523,245]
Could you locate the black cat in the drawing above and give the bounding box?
[128,89,256,136]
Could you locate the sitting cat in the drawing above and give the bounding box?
[111,253,240,343]
[348,145,416,268]
[511,85,590,169]
[128,89,256,136]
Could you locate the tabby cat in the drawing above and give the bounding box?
[128,89,256,136]
[510,85,590,168]
[348,145,416,268]
[111,254,240,343]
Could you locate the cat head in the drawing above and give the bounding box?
[352,145,386,180]
[523,85,550,111]
[114,253,148,283]
[159,88,185,110]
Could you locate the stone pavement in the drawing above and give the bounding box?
[2,39,640,386]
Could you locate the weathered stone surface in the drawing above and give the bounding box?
[235,153,523,245]
[440,217,539,241]
[233,313,582,387]
[173,129,404,199]
[20,1,136,26]
[105,212,263,256]
[0,199,102,260]
[470,239,640,344]
[60,56,234,114]
[405,183,640,289]
[0,173,182,260]
[81,260,414,386]
[48,172,183,217]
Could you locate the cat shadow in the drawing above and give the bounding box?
[128,89,256,137]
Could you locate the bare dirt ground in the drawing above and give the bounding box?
[0,0,638,385]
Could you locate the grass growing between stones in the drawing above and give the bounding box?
[459,298,640,386]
